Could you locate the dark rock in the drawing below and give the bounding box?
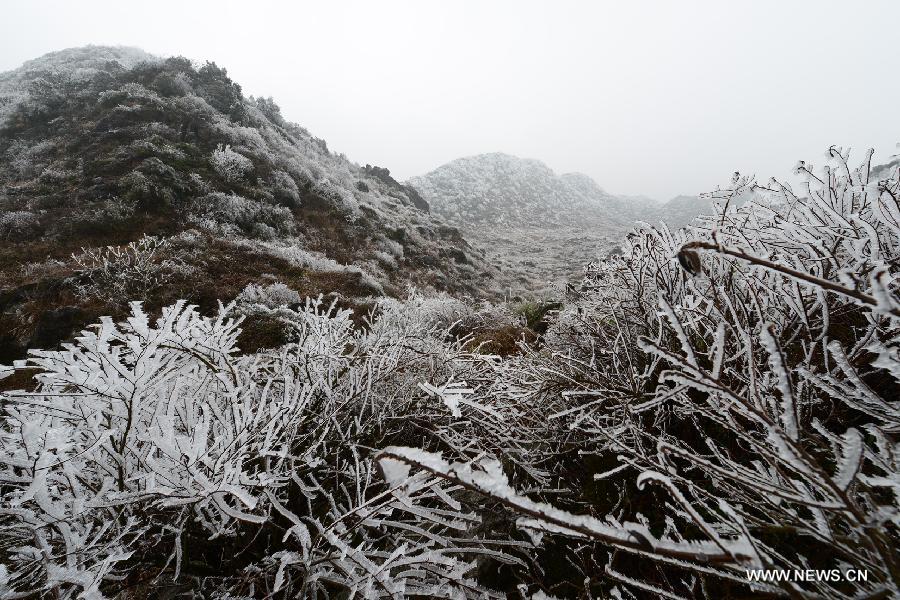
[28,306,88,350]
[362,165,429,212]
[444,248,469,264]
[416,254,440,267]
[403,184,429,213]
[0,334,25,364]
[437,226,464,243]
[363,164,394,184]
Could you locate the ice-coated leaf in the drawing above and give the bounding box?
[834,428,864,491]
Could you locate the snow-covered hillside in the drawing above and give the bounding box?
[0,46,507,359]
[407,152,724,230]
[408,154,722,292]
[408,153,634,228]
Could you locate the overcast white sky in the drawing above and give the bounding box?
[2,0,898,199]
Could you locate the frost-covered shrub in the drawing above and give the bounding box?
[235,281,301,309]
[355,267,384,296]
[212,121,272,160]
[0,297,519,598]
[188,171,210,193]
[0,302,250,597]
[65,196,137,235]
[312,178,360,220]
[259,242,385,295]
[128,137,186,161]
[97,82,164,107]
[373,249,397,270]
[260,242,346,272]
[6,139,55,179]
[382,148,900,599]
[250,221,276,240]
[379,237,405,259]
[38,163,76,183]
[210,144,253,183]
[152,70,192,97]
[456,301,522,333]
[186,192,294,238]
[377,292,469,331]
[271,168,301,207]
[0,210,41,240]
[20,256,67,279]
[72,235,179,304]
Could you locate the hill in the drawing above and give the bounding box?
[0,46,501,360]
[407,152,638,228]
[407,153,718,231]
[408,154,715,292]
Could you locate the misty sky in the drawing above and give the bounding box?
[2,0,898,200]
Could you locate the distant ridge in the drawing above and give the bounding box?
[408,153,632,228]
[408,153,717,231]
[406,153,732,291]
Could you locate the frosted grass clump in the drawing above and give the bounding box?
[210,144,253,182]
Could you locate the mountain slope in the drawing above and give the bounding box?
[408,153,637,228]
[0,46,500,360]
[408,154,669,292]
[655,194,713,228]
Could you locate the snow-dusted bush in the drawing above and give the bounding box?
[260,241,347,272]
[271,169,301,206]
[312,178,360,220]
[128,137,186,161]
[0,296,519,598]
[38,163,76,184]
[0,210,41,240]
[210,144,253,183]
[97,82,164,107]
[372,249,397,270]
[188,172,210,193]
[6,139,55,179]
[249,221,277,240]
[0,302,250,596]
[260,241,385,295]
[186,191,294,238]
[235,281,301,309]
[72,235,178,304]
[20,256,67,279]
[379,237,405,259]
[382,148,900,598]
[464,301,522,331]
[376,292,469,331]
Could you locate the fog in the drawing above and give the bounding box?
[2,0,897,199]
